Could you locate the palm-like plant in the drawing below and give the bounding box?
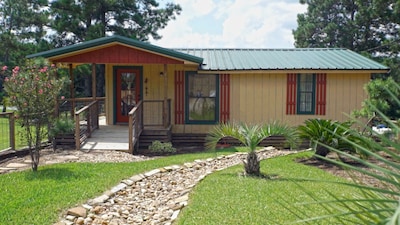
[205,121,298,176]
[298,119,353,157]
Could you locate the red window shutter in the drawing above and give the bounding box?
[315,73,327,115]
[174,70,185,124]
[220,74,230,122]
[286,73,297,115]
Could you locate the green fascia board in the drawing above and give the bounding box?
[27,35,204,64]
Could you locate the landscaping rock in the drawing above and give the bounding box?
[67,206,87,218]
[57,148,297,224]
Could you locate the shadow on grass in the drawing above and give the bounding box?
[24,167,88,181]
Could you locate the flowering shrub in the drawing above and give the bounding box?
[2,58,68,171]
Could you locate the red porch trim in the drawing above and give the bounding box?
[174,70,185,124]
[220,74,230,122]
[55,44,184,64]
[286,73,297,115]
[316,73,327,115]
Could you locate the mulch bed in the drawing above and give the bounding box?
[297,151,398,189]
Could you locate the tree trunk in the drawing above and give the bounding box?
[30,148,40,172]
[244,151,260,176]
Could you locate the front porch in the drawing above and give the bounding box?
[57,98,172,153]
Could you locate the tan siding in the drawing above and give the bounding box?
[228,72,369,127]
[230,73,287,124]
[324,73,368,122]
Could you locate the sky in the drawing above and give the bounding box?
[151,0,308,49]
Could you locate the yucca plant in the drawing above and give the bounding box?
[298,119,354,157]
[205,121,298,176]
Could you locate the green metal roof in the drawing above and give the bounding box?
[175,48,390,71]
[27,35,204,64]
[27,35,389,72]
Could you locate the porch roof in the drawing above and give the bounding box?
[175,48,390,72]
[27,35,204,65]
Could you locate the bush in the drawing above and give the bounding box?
[298,119,354,157]
[148,140,176,154]
[50,117,75,137]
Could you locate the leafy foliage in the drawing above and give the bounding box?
[353,77,400,119]
[3,58,68,171]
[293,0,400,56]
[298,119,354,156]
[148,140,176,154]
[0,0,50,66]
[49,117,75,137]
[49,0,182,45]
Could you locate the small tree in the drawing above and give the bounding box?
[205,122,298,176]
[3,58,67,171]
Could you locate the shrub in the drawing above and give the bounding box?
[298,119,353,157]
[2,58,68,171]
[50,117,75,137]
[148,140,176,154]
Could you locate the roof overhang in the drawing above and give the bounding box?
[197,69,390,74]
[27,35,204,66]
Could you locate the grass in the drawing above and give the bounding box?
[0,116,48,151]
[1,149,371,225]
[176,151,367,225]
[0,148,239,225]
[0,116,14,150]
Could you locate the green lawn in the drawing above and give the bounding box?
[0,149,367,225]
[176,151,364,225]
[0,148,239,225]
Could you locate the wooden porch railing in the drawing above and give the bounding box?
[74,100,99,150]
[142,99,171,127]
[128,100,144,153]
[0,112,15,150]
[57,97,105,118]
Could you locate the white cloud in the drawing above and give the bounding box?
[151,0,307,48]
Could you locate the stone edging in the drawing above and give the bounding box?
[55,147,299,225]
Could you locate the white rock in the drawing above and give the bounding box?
[110,183,127,194]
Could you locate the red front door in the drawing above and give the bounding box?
[116,68,141,123]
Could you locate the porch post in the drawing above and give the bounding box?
[91,63,96,99]
[69,64,75,118]
[163,64,168,128]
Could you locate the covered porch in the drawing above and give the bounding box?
[57,97,171,153]
[27,36,203,153]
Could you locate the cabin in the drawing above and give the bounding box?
[27,35,390,152]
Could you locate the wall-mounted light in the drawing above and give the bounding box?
[159,72,164,76]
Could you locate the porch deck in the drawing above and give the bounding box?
[79,117,172,152]
[80,124,130,151]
